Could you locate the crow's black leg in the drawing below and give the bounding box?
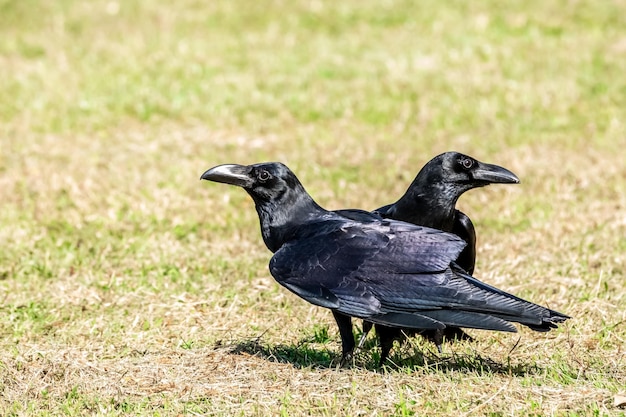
[356,320,374,350]
[375,324,403,366]
[331,311,355,365]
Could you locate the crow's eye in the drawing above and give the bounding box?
[257,170,271,182]
[461,158,474,169]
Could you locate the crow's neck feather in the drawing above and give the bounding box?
[254,186,327,252]
[392,179,463,232]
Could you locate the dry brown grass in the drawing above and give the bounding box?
[1,0,625,415]
[2,125,624,416]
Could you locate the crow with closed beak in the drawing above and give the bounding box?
[339,152,520,363]
[201,162,567,366]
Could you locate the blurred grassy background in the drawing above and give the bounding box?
[1,0,625,415]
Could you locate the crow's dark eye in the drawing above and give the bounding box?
[258,170,271,182]
[461,158,474,169]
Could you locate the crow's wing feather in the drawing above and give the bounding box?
[369,267,563,326]
[270,220,467,325]
[270,218,566,331]
[366,312,446,329]
[417,310,517,332]
[334,209,383,223]
[451,265,570,325]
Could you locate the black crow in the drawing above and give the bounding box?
[342,152,520,363]
[374,152,520,273]
[200,162,568,366]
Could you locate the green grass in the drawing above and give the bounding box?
[1,0,626,415]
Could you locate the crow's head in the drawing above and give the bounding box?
[200,162,306,205]
[201,162,327,252]
[432,152,520,190]
[387,152,520,223]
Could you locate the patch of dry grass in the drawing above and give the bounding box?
[1,0,625,415]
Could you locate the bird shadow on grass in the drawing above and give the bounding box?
[223,337,541,376]
[227,338,338,369]
[382,349,542,377]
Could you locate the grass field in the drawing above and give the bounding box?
[1,0,625,415]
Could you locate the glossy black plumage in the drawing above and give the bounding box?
[200,162,568,366]
[374,152,520,273]
[356,152,521,363]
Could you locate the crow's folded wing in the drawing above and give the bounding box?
[269,220,465,327]
[269,219,567,331]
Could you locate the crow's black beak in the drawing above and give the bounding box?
[200,164,254,188]
[472,162,520,184]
